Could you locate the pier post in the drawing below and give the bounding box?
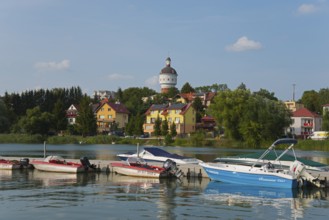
[43,141,47,158]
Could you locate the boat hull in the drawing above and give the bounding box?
[111,162,162,178]
[0,163,21,170]
[31,162,86,173]
[200,163,298,189]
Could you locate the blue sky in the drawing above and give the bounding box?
[0,0,328,101]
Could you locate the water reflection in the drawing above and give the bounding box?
[204,181,329,219]
[1,169,329,220]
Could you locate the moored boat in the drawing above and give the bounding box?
[117,147,202,164]
[30,155,97,173]
[110,157,183,178]
[214,152,329,172]
[0,157,31,170]
[200,138,325,188]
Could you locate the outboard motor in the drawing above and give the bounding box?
[80,156,96,170]
[20,158,30,168]
[290,160,324,188]
[163,159,183,178]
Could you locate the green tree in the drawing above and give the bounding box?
[153,116,161,137]
[208,89,291,146]
[52,99,67,133]
[125,116,135,136]
[195,83,228,93]
[253,88,278,101]
[166,87,180,99]
[116,87,123,102]
[0,100,10,133]
[237,83,247,90]
[181,82,195,93]
[322,109,329,131]
[164,134,173,146]
[170,122,177,137]
[75,96,97,137]
[318,88,329,113]
[192,96,204,123]
[161,118,169,136]
[121,87,156,116]
[300,90,320,113]
[133,114,144,136]
[208,89,250,140]
[14,106,54,135]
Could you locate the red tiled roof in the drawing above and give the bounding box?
[201,115,215,122]
[177,92,217,102]
[292,107,320,118]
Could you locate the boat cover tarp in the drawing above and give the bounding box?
[144,147,189,159]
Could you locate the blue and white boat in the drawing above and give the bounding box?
[200,138,324,188]
[117,147,202,164]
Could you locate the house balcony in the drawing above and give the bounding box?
[302,122,313,127]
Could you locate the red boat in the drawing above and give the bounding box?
[0,157,31,170]
[30,156,97,173]
[110,157,183,178]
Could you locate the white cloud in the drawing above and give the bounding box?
[297,4,318,14]
[34,59,70,71]
[226,36,262,52]
[107,73,134,80]
[145,75,159,87]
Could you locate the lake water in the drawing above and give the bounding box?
[1,144,329,220]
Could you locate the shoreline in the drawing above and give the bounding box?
[1,133,329,151]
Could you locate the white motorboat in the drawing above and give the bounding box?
[200,138,325,188]
[117,147,202,164]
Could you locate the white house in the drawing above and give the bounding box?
[290,107,322,138]
[66,104,79,125]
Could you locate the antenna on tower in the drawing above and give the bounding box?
[292,83,296,101]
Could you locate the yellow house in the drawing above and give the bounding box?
[143,103,196,136]
[95,100,129,133]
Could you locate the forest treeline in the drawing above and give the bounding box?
[1,83,329,147]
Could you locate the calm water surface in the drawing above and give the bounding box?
[1,144,329,220]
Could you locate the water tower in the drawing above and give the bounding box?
[159,57,178,94]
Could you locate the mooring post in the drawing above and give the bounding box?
[43,141,46,158]
[198,169,202,179]
[137,143,140,158]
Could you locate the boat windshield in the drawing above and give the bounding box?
[44,155,65,162]
[127,157,146,165]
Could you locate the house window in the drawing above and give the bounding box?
[108,115,112,119]
[146,125,153,130]
[175,117,180,123]
[108,108,111,111]
[168,117,172,122]
[175,110,181,114]
[101,108,104,111]
[99,115,105,119]
[151,118,156,123]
